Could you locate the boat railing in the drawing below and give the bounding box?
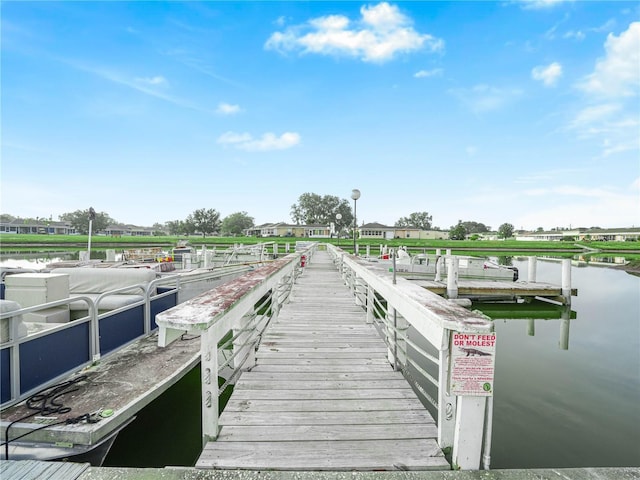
[327,244,495,470]
[154,244,315,445]
[0,265,258,410]
[1,296,98,409]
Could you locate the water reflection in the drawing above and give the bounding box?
[474,302,576,350]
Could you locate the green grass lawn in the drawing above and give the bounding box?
[1,233,638,253]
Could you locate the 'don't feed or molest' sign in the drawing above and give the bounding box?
[450,332,497,396]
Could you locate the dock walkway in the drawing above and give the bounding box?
[196,251,449,471]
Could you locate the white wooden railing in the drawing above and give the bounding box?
[326,244,496,470]
[154,242,495,470]
[155,246,314,445]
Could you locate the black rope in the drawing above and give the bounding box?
[2,375,101,460]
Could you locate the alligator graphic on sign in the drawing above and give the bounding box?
[460,347,492,357]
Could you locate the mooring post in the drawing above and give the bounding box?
[528,257,537,282]
[527,319,535,336]
[202,245,209,268]
[286,243,290,253]
[447,257,459,299]
[562,259,572,305]
[435,255,443,282]
[366,244,370,257]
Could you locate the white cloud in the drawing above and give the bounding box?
[563,30,585,41]
[520,0,573,10]
[135,75,167,86]
[579,22,640,97]
[516,185,639,228]
[531,62,563,86]
[265,2,443,63]
[216,102,242,115]
[569,23,640,157]
[414,68,443,78]
[449,84,523,113]
[217,131,301,152]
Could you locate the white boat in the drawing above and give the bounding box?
[369,250,518,282]
[0,261,259,466]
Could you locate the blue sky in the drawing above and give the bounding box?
[2,1,639,231]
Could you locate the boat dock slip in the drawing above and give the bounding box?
[196,251,449,471]
[0,332,200,462]
[412,279,577,302]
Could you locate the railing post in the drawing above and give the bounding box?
[201,326,219,444]
[385,307,405,371]
[438,330,456,449]
[452,396,487,470]
[354,275,363,306]
[447,257,459,299]
[366,285,374,324]
[233,312,256,375]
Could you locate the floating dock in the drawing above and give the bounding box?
[412,279,577,303]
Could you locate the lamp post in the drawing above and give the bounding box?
[351,189,361,254]
[335,213,342,247]
[87,207,96,261]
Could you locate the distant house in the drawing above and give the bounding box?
[358,223,396,240]
[0,218,76,235]
[246,222,332,238]
[357,223,448,240]
[393,228,448,240]
[516,227,639,242]
[104,224,156,237]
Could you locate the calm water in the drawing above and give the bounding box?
[487,259,640,469]
[2,251,639,468]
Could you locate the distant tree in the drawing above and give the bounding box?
[151,222,166,236]
[165,220,185,235]
[536,226,544,232]
[395,212,433,230]
[460,221,490,234]
[498,223,515,239]
[290,193,353,232]
[59,209,114,235]
[221,211,254,236]
[0,214,16,223]
[182,216,197,236]
[189,208,221,237]
[448,221,467,240]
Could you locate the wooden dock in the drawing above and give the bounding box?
[196,251,449,471]
[411,279,577,302]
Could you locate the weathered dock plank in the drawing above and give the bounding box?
[197,439,448,471]
[197,250,446,471]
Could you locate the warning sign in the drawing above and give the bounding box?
[450,332,496,396]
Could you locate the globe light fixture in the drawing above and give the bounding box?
[351,189,361,254]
